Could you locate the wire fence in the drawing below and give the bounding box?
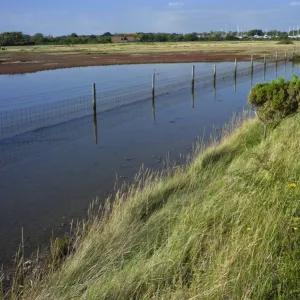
[0,53,293,141]
[0,52,296,170]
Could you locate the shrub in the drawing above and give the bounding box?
[248,75,300,125]
[277,39,294,45]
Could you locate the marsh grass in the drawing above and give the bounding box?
[3,41,300,57]
[3,111,300,299]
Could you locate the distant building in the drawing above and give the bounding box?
[111,36,123,43]
[111,34,139,43]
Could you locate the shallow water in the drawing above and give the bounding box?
[0,61,299,266]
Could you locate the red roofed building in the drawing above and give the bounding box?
[111,34,139,43]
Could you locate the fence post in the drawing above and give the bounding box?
[152,70,155,99]
[234,58,237,77]
[93,83,97,114]
[191,65,195,91]
[276,50,278,62]
[92,83,98,144]
[285,50,287,61]
[152,70,156,122]
[213,63,216,85]
[251,54,254,70]
[264,54,266,67]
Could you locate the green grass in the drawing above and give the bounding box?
[2,41,300,56]
[19,113,300,299]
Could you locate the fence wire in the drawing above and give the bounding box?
[0,55,291,141]
[0,55,294,170]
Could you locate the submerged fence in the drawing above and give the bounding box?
[0,50,296,143]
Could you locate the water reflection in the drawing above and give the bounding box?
[93,112,98,145]
[191,87,195,108]
[152,94,156,122]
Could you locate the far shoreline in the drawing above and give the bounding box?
[0,52,252,75]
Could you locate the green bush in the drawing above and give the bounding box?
[248,75,300,124]
[277,39,294,45]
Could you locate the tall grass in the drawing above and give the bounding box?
[7,112,300,299]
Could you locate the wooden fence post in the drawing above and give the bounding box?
[93,83,97,114]
[213,63,216,85]
[152,70,155,99]
[191,65,195,90]
[92,83,98,144]
[234,58,237,77]
[152,70,156,122]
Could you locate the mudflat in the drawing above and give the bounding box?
[0,41,297,74]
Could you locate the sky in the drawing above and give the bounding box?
[0,0,300,36]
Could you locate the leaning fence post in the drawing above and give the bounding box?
[191,65,195,91]
[93,83,97,114]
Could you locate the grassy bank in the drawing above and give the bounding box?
[9,113,300,299]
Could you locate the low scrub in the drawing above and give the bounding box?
[277,39,294,45]
[248,75,300,125]
[292,53,300,62]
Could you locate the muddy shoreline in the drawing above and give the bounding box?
[0,52,251,74]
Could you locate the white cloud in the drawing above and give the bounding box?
[168,2,184,7]
[289,1,300,5]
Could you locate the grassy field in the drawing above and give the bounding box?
[3,41,300,56]
[15,111,300,300]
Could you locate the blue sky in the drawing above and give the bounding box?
[1,0,300,35]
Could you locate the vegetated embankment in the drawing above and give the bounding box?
[14,110,300,300]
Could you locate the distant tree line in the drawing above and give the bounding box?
[0,32,112,46]
[0,30,292,46]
